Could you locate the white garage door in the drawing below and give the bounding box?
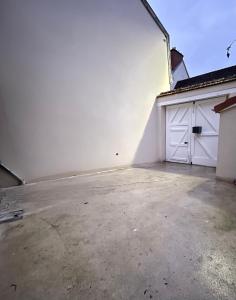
[166,98,222,167]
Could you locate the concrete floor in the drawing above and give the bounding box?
[0,163,236,300]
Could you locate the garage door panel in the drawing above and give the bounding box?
[191,98,222,167]
[195,109,217,133]
[192,136,218,166]
[166,98,223,167]
[170,128,187,145]
[171,147,189,163]
[166,103,192,164]
[194,101,219,133]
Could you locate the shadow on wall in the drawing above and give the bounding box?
[133,101,159,165]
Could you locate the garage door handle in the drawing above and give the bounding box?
[184,142,188,144]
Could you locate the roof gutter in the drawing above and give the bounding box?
[140,0,169,40]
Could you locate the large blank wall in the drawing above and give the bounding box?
[0,0,169,182]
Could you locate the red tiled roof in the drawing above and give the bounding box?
[214,96,236,113]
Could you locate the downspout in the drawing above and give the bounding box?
[165,33,172,89]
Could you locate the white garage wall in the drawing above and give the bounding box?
[0,0,170,182]
[216,106,236,181]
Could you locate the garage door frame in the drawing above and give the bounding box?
[165,98,223,167]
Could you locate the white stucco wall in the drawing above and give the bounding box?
[216,106,236,181]
[171,61,189,89]
[0,0,170,182]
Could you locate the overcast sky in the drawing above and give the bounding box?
[148,0,236,77]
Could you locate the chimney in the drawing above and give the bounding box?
[171,48,184,71]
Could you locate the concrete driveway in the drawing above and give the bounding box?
[0,163,236,300]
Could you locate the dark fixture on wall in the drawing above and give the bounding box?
[192,126,202,134]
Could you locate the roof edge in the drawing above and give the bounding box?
[140,0,169,40]
[214,96,236,113]
[182,60,190,78]
[176,65,236,89]
[140,1,171,88]
[158,76,236,98]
